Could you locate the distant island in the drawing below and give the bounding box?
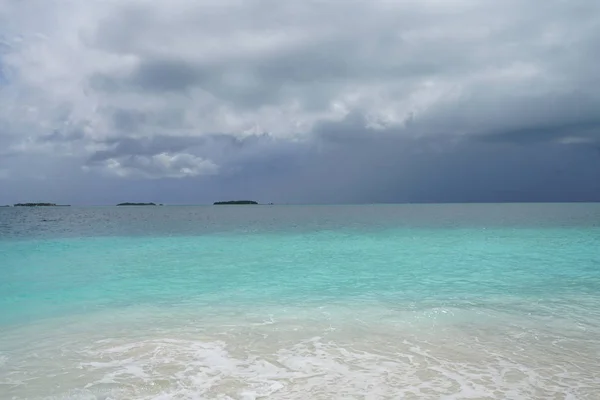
[116,202,159,206]
[14,203,70,207]
[213,200,258,205]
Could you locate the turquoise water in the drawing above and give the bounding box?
[1,204,600,399]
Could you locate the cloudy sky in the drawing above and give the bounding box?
[1,0,599,205]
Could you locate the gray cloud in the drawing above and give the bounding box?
[38,128,86,143]
[88,135,207,163]
[63,114,598,203]
[1,0,600,204]
[481,119,600,145]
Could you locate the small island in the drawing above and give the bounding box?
[116,202,158,206]
[14,203,70,207]
[213,200,258,205]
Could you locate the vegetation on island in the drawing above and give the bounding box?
[213,200,258,205]
[14,203,70,207]
[116,202,159,206]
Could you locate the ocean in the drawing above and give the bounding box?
[1,204,599,399]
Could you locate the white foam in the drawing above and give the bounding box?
[1,304,600,399]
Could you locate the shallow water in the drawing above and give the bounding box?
[1,204,600,399]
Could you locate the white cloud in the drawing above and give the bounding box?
[87,153,218,179]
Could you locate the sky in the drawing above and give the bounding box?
[0,0,599,205]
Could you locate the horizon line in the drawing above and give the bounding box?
[2,200,600,207]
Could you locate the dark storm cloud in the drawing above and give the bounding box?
[481,120,600,145]
[415,91,600,143]
[73,112,600,203]
[1,0,600,204]
[241,123,600,204]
